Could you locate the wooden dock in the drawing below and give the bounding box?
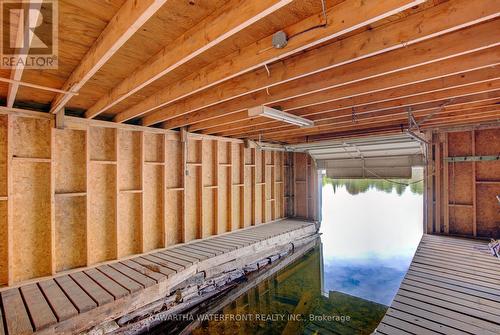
[0,219,317,335]
[376,234,500,335]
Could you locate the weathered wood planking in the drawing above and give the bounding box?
[0,219,315,334]
[376,234,500,335]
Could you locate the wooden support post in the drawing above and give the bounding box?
[293,153,297,217]
[50,124,56,275]
[306,156,310,219]
[85,126,90,265]
[227,143,233,232]
[252,148,257,225]
[55,109,65,130]
[139,131,145,253]
[180,133,187,243]
[442,133,449,234]
[163,134,167,247]
[114,129,120,257]
[198,140,204,239]
[435,133,442,234]
[272,151,277,220]
[6,115,13,285]
[425,131,434,234]
[213,140,218,236]
[240,143,245,229]
[281,151,285,218]
[471,129,477,237]
[261,150,267,223]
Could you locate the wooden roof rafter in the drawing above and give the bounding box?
[84,0,295,120]
[115,0,426,125]
[149,0,500,130]
[48,0,170,114]
[6,0,43,108]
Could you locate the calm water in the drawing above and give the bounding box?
[155,177,423,334]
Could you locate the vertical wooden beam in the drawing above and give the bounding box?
[139,131,145,253]
[435,133,442,234]
[212,140,218,236]
[239,143,245,229]
[252,148,257,225]
[198,140,204,239]
[272,151,277,220]
[180,130,187,243]
[442,133,449,235]
[293,153,297,217]
[261,150,267,223]
[281,151,285,218]
[471,129,477,237]
[227,143,233,232]
[306,155,310,219]
[163,134,167,247]
[115,129,120,257]
[425,131,434,234]
[6,115,13,285]
[50,125,56,275]
[85,126,90,265]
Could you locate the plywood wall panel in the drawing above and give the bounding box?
[118,130,141,190]
[0,201,7,285]
[165,139,182,188]
[185,166,201,241]
[118,194,142,257]
[12,162,51,282]
[218,168,228,234]
[0,116,7,285]
[476,184,500,238]
[144,133,164,162]
[449,206,474,236]
[11,117,50,158]
[55,197,86,272]
[165,191,182,246]
[54,129,86,193]
[88,164,116,265]
[89,127,115,161]
[143,165,163,251]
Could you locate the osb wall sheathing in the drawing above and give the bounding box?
[0,112,318,287]
[427,127,500,238]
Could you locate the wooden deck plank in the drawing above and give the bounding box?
[175,245,214,258]
[38,279,78,321]
[378,235,500,335]
[108,262,157,288]
[391,300,498,335]
[385,308,469,335]
[190,241,229,254]
[19,284,58,330]
[161,249,200,263]
[132,257,176,277]
[143,254,184,272]
[120,260,165,283]
[377,322,413,335]
[70,272,114,306]
[203,238,244,248]
[54,276,97,313]
[182,244,222,256]
[154,251,193,267]
[97,265,144,293]
[1,289,33,335]
[84,268,130,299]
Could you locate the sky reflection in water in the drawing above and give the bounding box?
[320,181,423,306]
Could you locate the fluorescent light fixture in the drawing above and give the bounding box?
[248,106,314,127]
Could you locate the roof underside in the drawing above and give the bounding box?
[1,0,499,144]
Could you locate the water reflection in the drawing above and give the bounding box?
[159,175,423,334]
[160,242,387,335]
[321,175,423,305]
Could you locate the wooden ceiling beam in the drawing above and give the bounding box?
[86,0,294,120]
[6,1,42,108]
[49,0,168,114]
[136,0,429,126]
[250,91,500,139]
[219,77,500,137]
[159,21,500,130]
[199,65,500,135]
[261,96,500,141]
